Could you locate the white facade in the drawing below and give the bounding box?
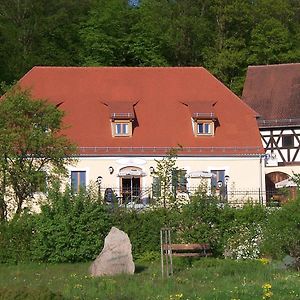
[68,155,266,204]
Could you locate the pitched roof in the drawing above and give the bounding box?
[17,67,263,156]
[242,63,300,127]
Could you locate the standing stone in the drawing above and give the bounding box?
[89,227,135,276]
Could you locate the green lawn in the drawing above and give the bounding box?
[0,258,299,299]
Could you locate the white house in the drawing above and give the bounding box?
[18,66,265,204]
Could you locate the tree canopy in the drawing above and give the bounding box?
[0,0,300,95]
[0,87,76,220]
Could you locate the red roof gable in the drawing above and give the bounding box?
[242,63,300,127]
[17,67,263,156]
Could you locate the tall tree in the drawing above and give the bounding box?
[0,86,76,220]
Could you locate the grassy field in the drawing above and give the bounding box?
[0,258,299,300]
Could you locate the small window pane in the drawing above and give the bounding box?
[197,123,204,134]
[116,124,122,134]
[122,123,128,134]
[282,135,294,147]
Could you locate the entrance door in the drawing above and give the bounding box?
[118,166,145,204]
[122,177,141,203]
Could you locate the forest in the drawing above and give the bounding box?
[0,0,299,95]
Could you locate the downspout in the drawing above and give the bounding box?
[259,154,265,205]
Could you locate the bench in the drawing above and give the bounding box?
[162,243,212,257]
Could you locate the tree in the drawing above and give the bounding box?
[0,86,76,220]
[153,148,179,209]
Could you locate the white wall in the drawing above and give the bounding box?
[68,155,265,203]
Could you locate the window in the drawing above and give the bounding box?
[194,120,214,136]
[197,122,212,134]
[282,135,294,148]
[71,171,86,193]
[172,169,187,192]
[116,123,128,135]
[211,170,225,188]
[112,121,132,137]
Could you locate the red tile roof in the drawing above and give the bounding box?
[242,63,300,127]
[17,67,263,156]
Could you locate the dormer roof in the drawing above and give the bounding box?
[103,101,136,120]
[184,101,217,120]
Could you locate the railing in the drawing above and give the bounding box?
[100,186,292,208]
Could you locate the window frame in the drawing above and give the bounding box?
[193,119,214,136]
[112,120,132,137]
[71,170,87,193]
[210,170,225,189]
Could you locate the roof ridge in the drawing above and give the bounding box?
[248,63,300,68]
[32,66,206,70]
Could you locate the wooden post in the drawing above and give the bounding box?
[160,227,173,278]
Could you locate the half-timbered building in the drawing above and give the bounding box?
[242,63,300,198]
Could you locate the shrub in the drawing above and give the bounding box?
[222,204,267,259]
[112,207,168,258]
[0,213,34,263]
[32,184,112,263]
[262,197,300,265]
[224,224,263,259]
[175,193,224,254]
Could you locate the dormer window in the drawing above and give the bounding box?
[182,100,217,137]
[113,120,132,137]
[103,101,137,138]
[196,120,214,135]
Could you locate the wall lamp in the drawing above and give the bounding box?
[149,166,155,174]
[96,176,103,186]
[224,175,230,185]
[109,166,114,174]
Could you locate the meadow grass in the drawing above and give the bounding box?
[0,258,299,299]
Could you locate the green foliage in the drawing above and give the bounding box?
[0,86,76,219]
[262,198,300,263]
[153,148,180,209]
[32,184,112,263]
[112,207,167,258]
[1,0,300,94]
[0,214,34,264]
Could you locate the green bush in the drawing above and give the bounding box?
[174,193,223,254]
[112,207,167,258]
[0,214,34,263]
[31,184,113,263]
[0,185,271,264]
[262,198,300,263]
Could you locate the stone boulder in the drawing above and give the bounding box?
[89,227,135,276]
